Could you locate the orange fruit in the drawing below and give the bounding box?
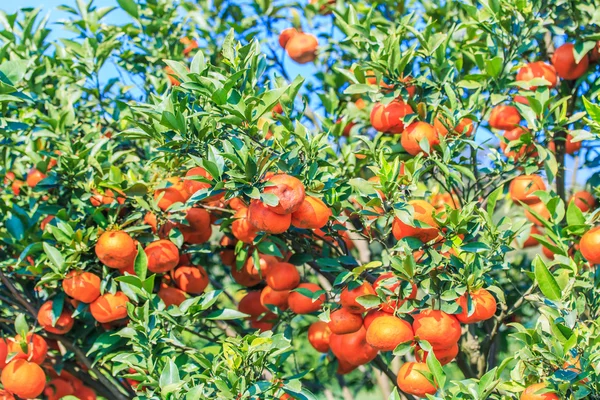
[329,327,378,366]
[180,37,198,55]
[174,208,212,244]
[365,315,414,351]
[336,358,357,375]
[328,308,363,334]
[231,265,262,287]
[165,66,180,85]
[340,282,376,314]
[248,200,292,234]
[562,354,589,384]
[373,272,417,313]
[401,121,439,156]
[238,291,268,317]
[412,309,461,349]
[260,286,290,310]
[291,196,332,229]
[500,127,537,159]
[434,117,474,137]
[90,188,125,207]
[40,215,55,230]
[145,240,180,273]
[158,285,187,307]
[415,342,459,365]
[516,61,558,89]
[430,192,459,214]
[524,201,550,226]
[77,386,97,400]
[0,339,6,369]
[509,175,546,204]
[397,362,437,397]
[37,301,74,334]
[89,292,129,323]
[523,226,542,248]
[455,288,497,324]
[173,266,209,294]
[95,230,137,270]
[370,100,413,133]
[7,333,47,365]
[279,28,299,48]
[521,383,559,400]
[44,378,75,400]
[263,174,306,215]
[62,271,101,303]
[0,389,14,400]
[570,190,595,212]
[580,226,600,264]
[154,177,190,211]
[265,262,300,290]
[548,134,582,155]
[288,283,325,314]
[1,359,46,399]
[307,321,332,353]
[26,168,46,188]
[242,253,277,280]
[552,43,589,80]
[286,33,318,64]
[231,206,258,243]
[488,105,521,130]
[144,212,158,233]
[392,199,439,243]
[363,309,389,330]
[183,167,212,196]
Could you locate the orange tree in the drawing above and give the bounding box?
[1,0,600,399]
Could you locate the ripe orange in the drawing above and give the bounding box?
[455,288,497,324]
[430,192,459,214]
[365,315,414,351]
[336,358,357,375]
[154,177,190,211]
[370,100,413,133]
[397,362,437,397]
[307,321,332,353]
[521,383,559,400]
[26,168,46,188]
[183,167,212,196]
[231,265,262,287]
[238,291,268,317]
[7,333,47,365]
[89,292,129,323]
[62,271,101,303]
[1,359,46,399]
[231,206,258,243]
[291,196,332,229]
[279,28,298,48]
[158,285,187,307]
[412,309,461,349]
[44,378,75,400]
[363,309,389,330]
[500,127,537,159]
[488,105,521,130]
[286,33,318,64]
[145,240,180,273]
[0,339,6,369]
[242,253,277,280]
[329,327,378,366]
[570,190,595,212]
[95,230,137,270]
[548,134,582,155]
[165,66,180,85]
[144,212,158,233]
[340,282,376,314]
[392,200,439,243]
[173,266,209,294]
[180,37,198,55]
[183,208,213,244]
[260,286,290,310]
[0,389,14,400]
[415,342,459,365]
[328,308,363,335]
[524,201,550,226]
[77,385,97,400]
[248,200,292,234]
[263,174,306,215]
[434,117,474,137]
[90,188,125,207]
[580,226,600,264]
[523,226,542,248]
[509,175,546,204]
[288,283,325,314]
[265,262,300,290]
[552,43,589,80]
[373,272,417,313]
[516,61,558,89]
[37,301,74,334]
[401,121,439,156]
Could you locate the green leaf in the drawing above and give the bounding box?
[426,351,446,390]
[14,314,28,338]
[533,256,561,301]
[160,359,182,395]
[566,199,585,226]
[583,96,600,123]
[43,242,65,272]
[117,0,139,18]
[133,243,147,281]
[485,56,503,77]
[205,308,248,320]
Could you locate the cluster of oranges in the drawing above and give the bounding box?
[0,334,96,399]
